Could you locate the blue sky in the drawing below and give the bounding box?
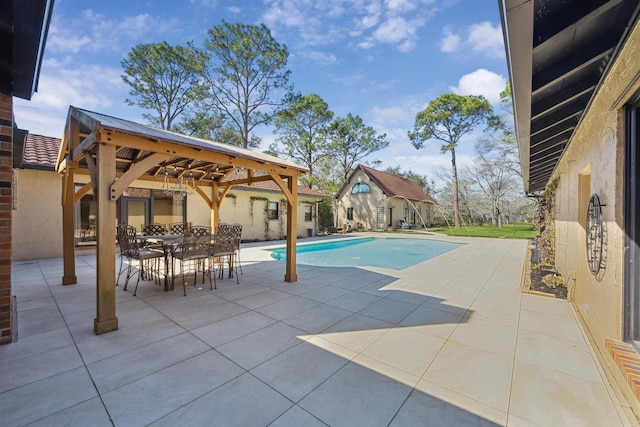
[15,0,508,185]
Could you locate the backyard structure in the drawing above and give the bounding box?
[56,106,308,334]
[11,134,329,260]
[335,165,436,231]
[500,0,640,414]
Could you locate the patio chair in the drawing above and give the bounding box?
[171,226,213,295]
[142,223,166,236]
[118,224,164,296]
[211,223,240,284]
[169,222,187,235]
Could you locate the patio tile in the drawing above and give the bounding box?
[324,290,380,312]
[233,288,294,310]
[87,331,211,393]
[515,330,600,382]
[282,303,352,334]
[269,405,327,427]
[0,326,73,363]
[299,361,413,427]
[358,298,417,324]
[0,367,98,426]
[251,339,350,402]
[27,397,112,427]
[75,317,185,364]
[255,294,320,320]
[216,322,307,370]
[420,296,470,316]
[150,373,292,427]
[509,360,624,426]
[15,296,56,312]
[319,313,394,353]
[191,310,277,348]
[0,344,84,392]
[449,317,518,358]
[520,293,572,316]
[467,299,520,328]
[17,305,66,337]
[159,294,248,330]
[423,341,513,412]
[360,327,445,377]
[102,349,244,426]
[390,379,506,426]
[384,288,432,306]
[518,308,584,343]
[299,285,352,303]
[399,305,465,339]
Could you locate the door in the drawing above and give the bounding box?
[624,98,640,344]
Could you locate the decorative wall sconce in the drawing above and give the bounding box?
[586,193,606,276]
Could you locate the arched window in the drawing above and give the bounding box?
[351,182,371,194]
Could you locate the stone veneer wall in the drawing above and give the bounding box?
[0,93,13,344]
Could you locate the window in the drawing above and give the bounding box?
[268,202,279,220]
[377,206,384,226]
[351,182,370,194]
[347,207,354,220]
[304,205,313,221]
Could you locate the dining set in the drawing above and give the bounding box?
[116,222,243,296]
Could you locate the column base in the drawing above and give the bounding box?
[62,275,77,285]
[94,317,118,335]
[284,273,298,282]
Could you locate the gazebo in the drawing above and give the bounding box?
[56,106,308,334]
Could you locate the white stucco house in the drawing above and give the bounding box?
[335,165,436,231]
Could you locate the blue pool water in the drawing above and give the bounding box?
[269,237,462,270]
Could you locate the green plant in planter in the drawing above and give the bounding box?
[542,273,564,288]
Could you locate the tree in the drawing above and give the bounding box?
[201,22,292,149]
[328,113,389,181]
[409,93,494,228]
[121,41,206,130]
[174,110,262,148]
[270,94,333,188]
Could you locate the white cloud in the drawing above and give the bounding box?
[440,21,504,58]
[468,21,504,58]
[13,63,127,137]
[301,50,339,66]
[450,69,506,104]
[47,9,173,55]
[439,25,460,53]
[262,0,449,57]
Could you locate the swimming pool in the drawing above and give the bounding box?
[269,237,462,270]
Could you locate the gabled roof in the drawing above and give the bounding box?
[222,169,331,199]
[499,0,640,193]
[19,133,60,170]
[340,165,436,203]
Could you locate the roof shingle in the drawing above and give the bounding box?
[358,165,436,203]
[22,133,60,170]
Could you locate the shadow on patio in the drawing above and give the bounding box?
[1,237,629,426]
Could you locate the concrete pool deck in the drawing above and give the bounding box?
[0,233,636,426]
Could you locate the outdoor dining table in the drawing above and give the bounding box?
[139,232,219,291]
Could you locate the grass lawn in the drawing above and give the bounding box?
[432,222,536,239]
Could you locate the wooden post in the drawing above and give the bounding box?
[211,181,220,231]
[94,142,118,334]
[61,168,77,285]
[285,176,298,282]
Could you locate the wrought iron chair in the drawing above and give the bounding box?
[211,223,240,284]
[171,226,213,295]
[169,222,187,235]
[118,224,164,296]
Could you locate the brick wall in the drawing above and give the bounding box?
[0,93,13,344]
